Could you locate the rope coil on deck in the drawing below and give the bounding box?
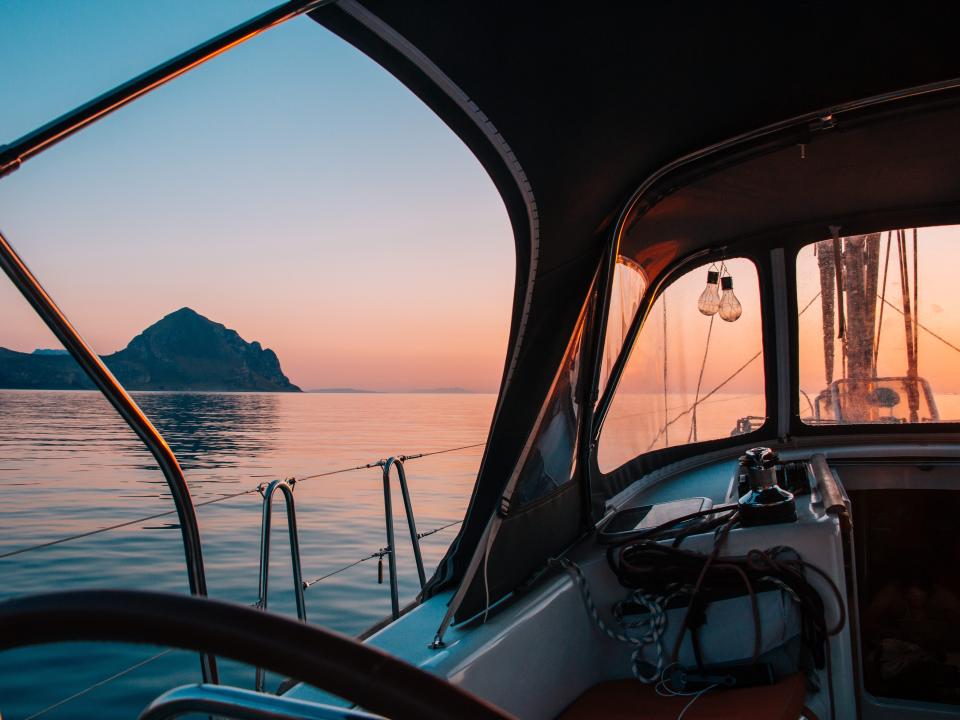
[548,557,677,683]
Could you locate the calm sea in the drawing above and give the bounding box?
[0,390,494,719]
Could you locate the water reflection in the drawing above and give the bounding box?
[0,389,281,512]
[134,392,279,473]
[0,390,493,719]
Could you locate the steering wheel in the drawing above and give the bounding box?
[0,589,513,720]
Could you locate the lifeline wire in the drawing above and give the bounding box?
[0,486,260,561]
[24,649,174,720]
[9,444,478,716]
[0,443,483,561]
[22,517,463,719]
[300,519,462,589]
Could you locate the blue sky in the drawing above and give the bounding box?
[0,1,514,391]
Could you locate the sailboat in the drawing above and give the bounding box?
[3,2,960,718]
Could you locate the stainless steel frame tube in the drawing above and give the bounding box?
[255,479,307,691]
[0,229,218,683]
[391,458,426,589]
[381,462,400,619]
[0,0,332,178]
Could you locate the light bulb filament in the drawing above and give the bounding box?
[718,275,742,322]
[697,270,720,316]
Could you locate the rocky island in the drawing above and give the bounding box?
[0,307,300,392]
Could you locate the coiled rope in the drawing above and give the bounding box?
[548,556,679,683]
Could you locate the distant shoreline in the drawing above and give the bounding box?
[0,387,486,395]
[307,387,475,394]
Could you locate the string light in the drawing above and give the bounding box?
[697,268,720,316]
[718,274,742,322]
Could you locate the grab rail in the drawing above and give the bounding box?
[379,456,427,619]
[140,683,382,720]
[809,453,851,531]
[254,479,307,692]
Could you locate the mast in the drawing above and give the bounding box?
[897,229,920,421]
[818,232,882,422]
[863,233,881,373]
[816,239,836,388]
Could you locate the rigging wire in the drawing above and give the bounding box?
[663,292,669,446]
[647,290,822,451]
[612,394,754,423]
[876,295,960,355]
[873,231,893,371]
[688,314,716,443]
[913,228,919,361]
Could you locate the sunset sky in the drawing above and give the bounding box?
[4,3,960,404]
[0,1,514,391]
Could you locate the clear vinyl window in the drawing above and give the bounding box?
[598,258,765,473]
[797,227,960,425]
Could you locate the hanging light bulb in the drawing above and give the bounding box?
[697,270,720,316]
[718,275,742,322]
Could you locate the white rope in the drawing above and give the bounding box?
[550,557,678,683]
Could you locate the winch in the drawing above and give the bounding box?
[737,447,797,526]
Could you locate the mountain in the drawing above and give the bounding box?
[0,308,300,392]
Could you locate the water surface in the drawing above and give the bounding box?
[0,390,493,719]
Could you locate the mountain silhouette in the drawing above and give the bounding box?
[0,308,300,392]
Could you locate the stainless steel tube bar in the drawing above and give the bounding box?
[0,0,332,179]
[140,683,382,720]
[379,457,428,620]
[0,228,218,684]
[390,458,427,589]
[255,479,307,692]
[380,462,400,619]
[809,453,852,531]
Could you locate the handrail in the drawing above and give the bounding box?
[387,457,427,589]
[379,457,427,619]
[255,479,307,692]
[809,454,851,531]
[379,460,400,619]
[0,228,217,684]
[140,683,382,720]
